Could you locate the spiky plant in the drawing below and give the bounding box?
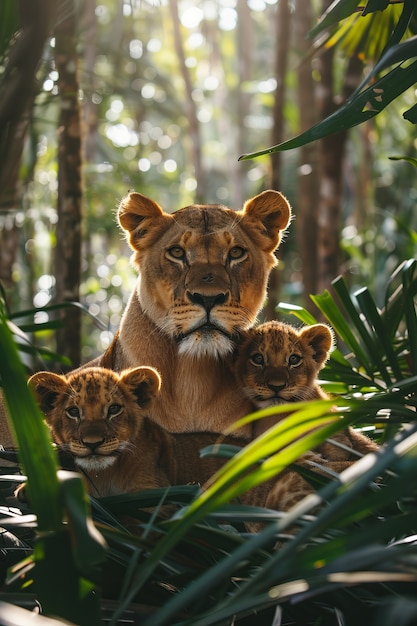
[0,258,417,625]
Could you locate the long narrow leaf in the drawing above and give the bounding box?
[310,290,376,377]
[239,59,417,159]
[0,302,61,530]
[308,0,361,40]
[330,276,389,377]
[354,287,402,382]
[402,259,417,375]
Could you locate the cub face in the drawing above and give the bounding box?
[235,321,334,409]
[28,367,161,471]
[118,190,291,359]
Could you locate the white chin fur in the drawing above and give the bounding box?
[253,398,287,410]
[178,331,234,359]
[75,456,117,471]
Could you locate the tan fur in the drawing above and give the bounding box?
[0,390,17,458]
[21,366,377,530]
[25,366,253,498]
[235,321,379,458]
[81,190,291,436]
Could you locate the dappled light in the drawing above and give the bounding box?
[1,2,417,622]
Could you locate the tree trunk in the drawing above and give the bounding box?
[316,42,344,294]
[81,0,98,164]
[269,0,291,192]
[54,5,83,369]
[295,0,320,310]
[316,33,363,294]
[0,0,54,301]
[233,0,253,208]
[168,0,205,202]
[264,0,291,321]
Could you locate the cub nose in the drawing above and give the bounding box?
[82,437,104,452]
[267,382,286,394]
[187,291,228,313]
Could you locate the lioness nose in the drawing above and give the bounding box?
[187,291,228,313]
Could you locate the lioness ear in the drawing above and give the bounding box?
[118,192,173,251]
[299,324,334,366]
[28,371,68,415]
[240,190,291,252]
[120,367,162,409]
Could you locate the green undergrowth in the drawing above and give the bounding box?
[0,259,416,625]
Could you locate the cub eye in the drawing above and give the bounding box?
[66,406,80,420]
[250,353,264,366]
[167,245,185,260]
[288,354,302,367]
[107,404,123,418]
[229,246,246,261]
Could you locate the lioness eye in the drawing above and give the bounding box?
[108,404,122,418]
[250,353,264,366]
[167,246,185,260]
[66,406,80,420]
[289,354,302,367]
[229,246,246,260]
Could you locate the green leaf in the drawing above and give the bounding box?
[402,260,417,374]
[0,301,61,530]
[363,0,390,16]
[354,287,401,383]
[308,0,361,40]
[353,34,417,98]
[403,101,417,122]
[389,155,417,167]
[239,59,417,159]
[276,301,318,325]
[310,290,375,377]
[59,470,107,572]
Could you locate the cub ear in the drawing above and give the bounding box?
[28,371,68,415]
[117,192,173,251]
[240,190,291,252]
[120,367,162,409]
[299,324,334,367]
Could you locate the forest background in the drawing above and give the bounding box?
[1,0,416,371]
[1,2,417,624]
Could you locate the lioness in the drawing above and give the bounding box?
[21,366,357,517]
[235,320,379,457]
[85,190,292,435]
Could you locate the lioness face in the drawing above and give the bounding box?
[236,322,333,409]
[28,367,161,471]
[118,190,291,359]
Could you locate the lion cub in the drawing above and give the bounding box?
[235,321,379,458]
[21,364,376,521]
[25,366,257,499]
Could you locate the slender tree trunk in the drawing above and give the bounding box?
[0,0,54,300]
[269,0,291,192]
[316,43,344,294]
[316,34,363,294]
[54,5,83,369]
[0,218,19,299]
[81,0,98,164]
[234,0,253,208]
[0,0,54,208]
[264,0,291,320]
[168,0,205,202]
[295,0,320,310]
